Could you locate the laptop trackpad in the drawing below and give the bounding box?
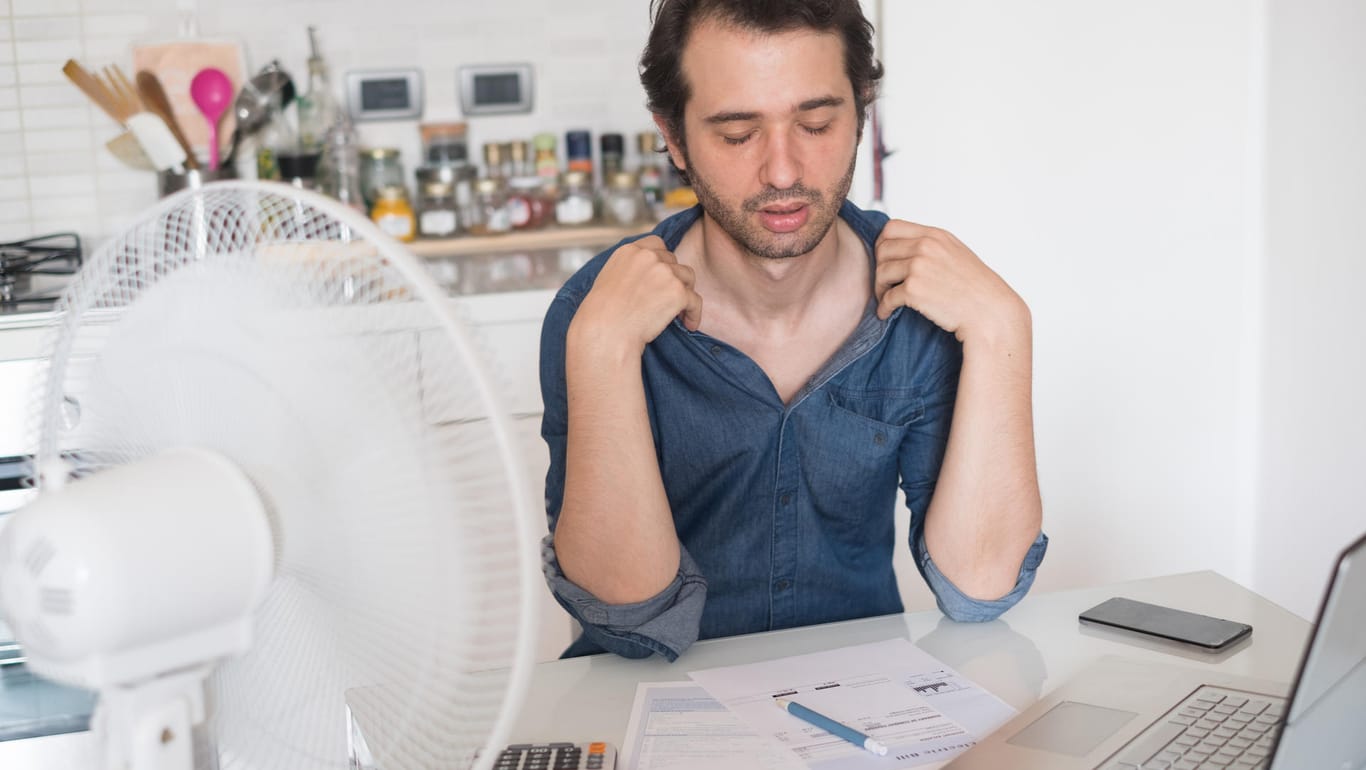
[1006,701,1138,757]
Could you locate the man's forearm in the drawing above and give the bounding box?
[554,331,682,604]
[923,308,1043,601]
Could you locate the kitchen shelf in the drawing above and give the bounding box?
[406,224,644,259]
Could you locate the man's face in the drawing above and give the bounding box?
[664,19,861,261]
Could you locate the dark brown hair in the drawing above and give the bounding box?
[640,0,883,153]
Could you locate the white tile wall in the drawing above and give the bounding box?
[0,0,655,246]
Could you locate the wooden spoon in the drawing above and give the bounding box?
[136,70,199,170]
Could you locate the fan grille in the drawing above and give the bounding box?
[31,182,539,770]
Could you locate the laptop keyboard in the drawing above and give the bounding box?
[1101,685,1285,769]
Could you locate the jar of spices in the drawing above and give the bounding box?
[603,171,645,226]
[508,140,534,178]
[371,185,416,242]
[533,133,559,181]
[482,142,509,180]
[600,133,625,179]
[467,177,512,235]
[555,170,596,227]
[415,180,460,239]
[565,130,593,176]
[506,176,553,231]
[358,148,404,211]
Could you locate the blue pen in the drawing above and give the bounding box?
[773,698,889,756]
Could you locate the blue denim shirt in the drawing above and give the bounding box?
[539,201,1048,661]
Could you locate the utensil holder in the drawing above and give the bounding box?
[158,166,237,198]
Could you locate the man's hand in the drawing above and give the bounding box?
[571,235,703,354]
[874,221,1027,345]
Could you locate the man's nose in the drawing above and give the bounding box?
[759,131,802,191]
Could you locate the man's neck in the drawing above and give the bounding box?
[678,210,863,327]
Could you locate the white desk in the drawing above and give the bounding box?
[0,571,1312,768]
[509,571,1312,752]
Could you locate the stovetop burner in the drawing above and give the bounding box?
[0,232,83,313]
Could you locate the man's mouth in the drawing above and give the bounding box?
[756,202,810,233]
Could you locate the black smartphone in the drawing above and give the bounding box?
[1078,597,1253,652]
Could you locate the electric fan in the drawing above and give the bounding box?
[0,181,542,770]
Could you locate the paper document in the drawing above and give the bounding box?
[688,638,1016,769]
[620,682,803,770]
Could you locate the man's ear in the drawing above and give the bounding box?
[652,113,687,173]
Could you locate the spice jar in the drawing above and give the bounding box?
[508,140,534,178]
[359,148,404,211]
[467,177,511,235]
[482,142,509,180]
[415,180,460,239]
[600,133,625,179]
[533,133,559,181]
[565,130,592,176]
[555,170,596,226]
[603,171,645,226]
[506,176,553,231]
[371,185,416,242]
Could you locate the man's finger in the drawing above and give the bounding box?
[679,289,704,331]
[875,219,934,248]
[873,257,910,297]
[671,262,696,290]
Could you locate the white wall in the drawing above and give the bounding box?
[1254,0,1366,617]
[880,0,1260,606]
[881,0,1366,620]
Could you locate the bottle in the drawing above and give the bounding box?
[255,93,296,183]
[358,148,404,212]
[555,170,595,227]
[415,181,460,239]
[371,185,416,242]
[637,131,665,208]
[467,178,511,235]
[483,142,509,180]
[565,130,593,176]
[533,133,559,181]
[316,119,366,213]
[600,133,625,180]
[296,27,339,153]
[603,171,644,226]
[508,140,534,178]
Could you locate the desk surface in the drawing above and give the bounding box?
[508,570,1312,750]
[0,571,1312,768]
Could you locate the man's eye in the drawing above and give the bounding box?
[802,123,832,136]
[722,132,754,146]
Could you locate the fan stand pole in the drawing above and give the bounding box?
[94,667,210,770]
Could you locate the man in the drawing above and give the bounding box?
[539,0,1047,661]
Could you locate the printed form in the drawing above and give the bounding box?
[685,638,1016,770]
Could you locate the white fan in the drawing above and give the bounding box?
[0,181,542,770]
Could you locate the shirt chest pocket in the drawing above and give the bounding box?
[798,388,926,519]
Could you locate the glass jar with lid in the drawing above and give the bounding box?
[506,176,553,231]
[370,185,416,242]
[466,177,512,236]
[555,170,596,227]
[415,180,460,239]
[603,170,646,226]
[358,148,404,211]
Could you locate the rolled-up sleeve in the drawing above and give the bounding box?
[538,290,707,661]
[912,530,1049,622]
[541,535,707,660]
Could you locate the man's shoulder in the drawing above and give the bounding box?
[554,205,705,309]
[838,200,890,250]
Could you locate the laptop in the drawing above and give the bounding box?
[949,532,1366,769]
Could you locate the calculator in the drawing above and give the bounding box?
[492,742,616,770]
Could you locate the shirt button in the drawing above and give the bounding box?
[774,579,791,591]
[709,344,721,355]
[780,493,792,505]
[873,432,887,446]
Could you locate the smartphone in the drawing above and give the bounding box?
[1078,597,1252,652]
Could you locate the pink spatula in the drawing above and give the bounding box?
[189,67,233,170]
